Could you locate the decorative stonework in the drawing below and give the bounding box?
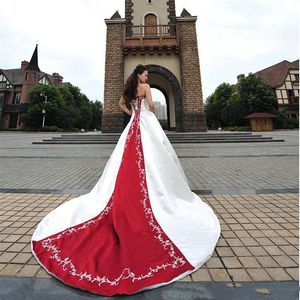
[146,64,183,131]
[125,0,133,27]
[167,0,176,25]
[102,1,207,132]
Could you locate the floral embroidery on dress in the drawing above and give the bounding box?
[38,95,188,287]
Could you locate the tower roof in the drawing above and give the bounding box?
[180,8,192,17]
[26,44,41,72]
[111,10,121,19]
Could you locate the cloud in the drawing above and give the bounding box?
[0,0,298,102]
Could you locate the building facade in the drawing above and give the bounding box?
[102,0,207,132]
[0,45,64,129]
[153,101,167,119]
[254,60,299,119]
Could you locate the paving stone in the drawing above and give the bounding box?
[248,246,269,256]
[209,269,231,281]
[247,268,272,281]
[191,269,211,281]
[265,268,292,281]
[227,269,252,282]
[217,247,235,257]
[11,253,32,264]
[16,265,40,277]
[222,257,243,269]
[273,256,298,268]
[205,257,224,268]
[238,257,261,268]
[231,247,252,257]
[278,245,299,256]
[0,264,23,275]
[285,268,299,280]
[256,256,280,268]
[0,252,17,263]
[263,245,285,256]
[6,243,27,252]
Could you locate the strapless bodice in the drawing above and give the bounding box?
[131,96,150,113]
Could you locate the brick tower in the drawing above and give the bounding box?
[102,0,207,132]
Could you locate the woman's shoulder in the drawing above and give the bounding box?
[140,83,150,90]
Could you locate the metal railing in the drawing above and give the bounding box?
[125,24,176,38]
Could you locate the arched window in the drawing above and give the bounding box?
[144,13,157,36]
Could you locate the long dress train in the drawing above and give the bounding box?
[31,96,221,296]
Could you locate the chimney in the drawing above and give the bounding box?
[52,72,63,85]
[21,60,29,71]
[237,74,245,82]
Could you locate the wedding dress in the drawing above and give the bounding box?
[31,96,221,296]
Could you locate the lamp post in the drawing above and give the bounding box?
[40,93,48,128]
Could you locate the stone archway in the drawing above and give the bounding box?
[150,84,170,130]
[146,64,183,131]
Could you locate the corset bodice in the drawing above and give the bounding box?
[131,96,149,113]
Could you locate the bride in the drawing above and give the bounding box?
[31,64,221,296]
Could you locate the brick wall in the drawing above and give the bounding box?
[177,18,207,131]
[102,20,125,132]
[177,19,204,113]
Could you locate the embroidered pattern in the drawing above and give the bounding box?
[37,96,189,287]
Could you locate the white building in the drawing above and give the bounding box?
[154,101,167,119]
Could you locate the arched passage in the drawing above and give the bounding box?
[146,64,183,131]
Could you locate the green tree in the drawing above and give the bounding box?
[21,83,96,130]
[221,92,248,126]
[90,100,103,130]
[204,83,233,128]
[238,73,278,113]
[21,85,65,129]
[205,73,279,129]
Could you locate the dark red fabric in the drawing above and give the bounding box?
[32,97,193,296]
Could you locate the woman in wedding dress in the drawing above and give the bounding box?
[31,64,221,296]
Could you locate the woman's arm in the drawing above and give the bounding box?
[119,97,132,116]
[145,84,155,113]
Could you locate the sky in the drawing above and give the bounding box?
[0,0,299,104]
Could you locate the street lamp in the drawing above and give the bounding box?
[40,93,48,127]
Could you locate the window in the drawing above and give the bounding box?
[0,74,8,88]
[25,72,28,81]
[13,92,21,104]
[295,74,299,82]
[287,90,294,104]
[32,73,37,81]
[39,76,50,85]
[0,92,4,107]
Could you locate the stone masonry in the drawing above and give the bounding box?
[102,19,126,133]
[177,17,207,131]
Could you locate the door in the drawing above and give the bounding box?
[145,14,157,36]
[9,113,18,128]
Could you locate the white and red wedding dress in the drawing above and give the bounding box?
[31,96,221,296]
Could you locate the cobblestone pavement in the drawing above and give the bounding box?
[0,130,298,299]
[0,130,298,194]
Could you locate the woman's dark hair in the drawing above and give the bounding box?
[123,64,147,106]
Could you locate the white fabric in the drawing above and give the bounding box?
[32,98,221,269]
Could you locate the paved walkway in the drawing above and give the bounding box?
[0,130,298,299]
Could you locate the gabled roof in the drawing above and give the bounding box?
[0,68,55,86]
[254,59,299,88]
[245,112,276,118]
